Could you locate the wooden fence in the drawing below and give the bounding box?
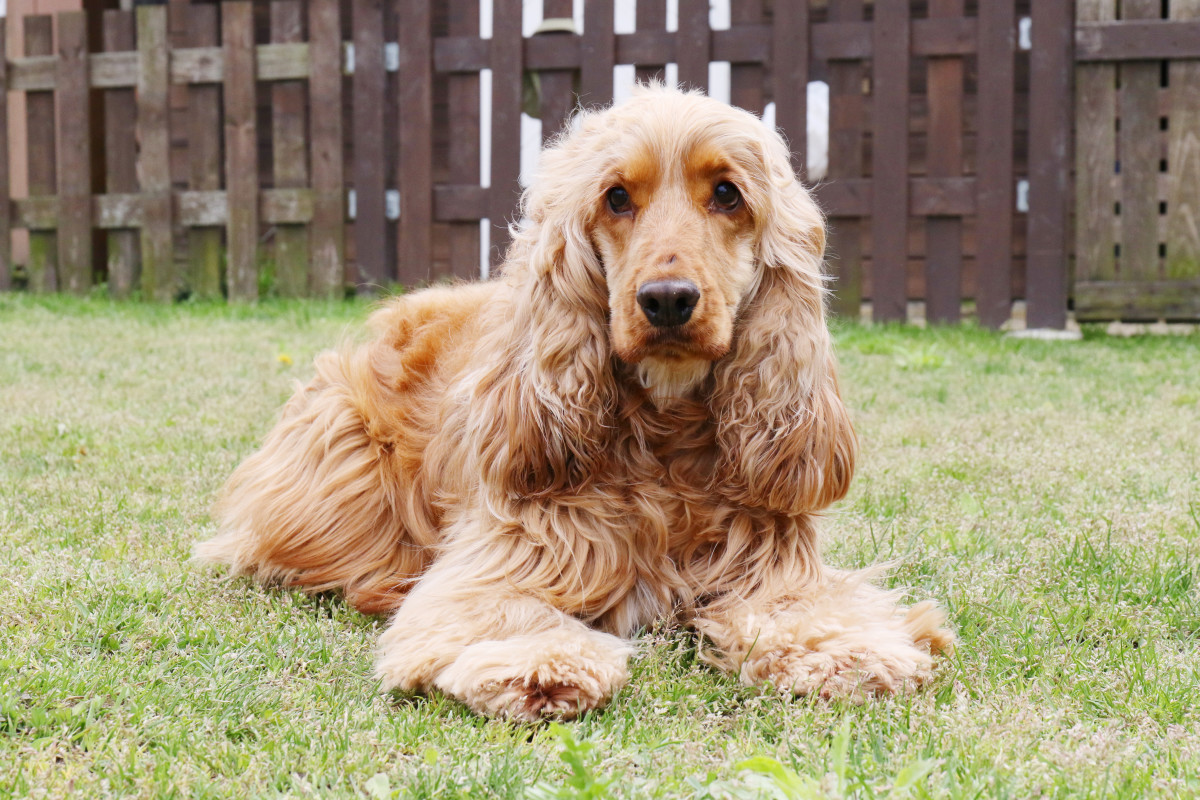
[0,1,1193,324]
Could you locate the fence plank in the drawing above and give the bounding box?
[824,0,865,319]
[537,0,578,144]
[271,0,310,297]
[445,0,480,280]
[0,20,9,291]
[580,0,614,108]
[677,0,709,93]
[187,4,222,299]
[923,0,964,324]
[1119,0,1163,284]
[102,11,139,298]
[137,6,173,301]
[1073,0,1117,290]
[1026,0,1073,329]
[397,0,433,284]
[352,0,387,289]
[489,0,523,268]
[308,0,345,296]
[869,0,909,321]
[25,16,57,293]
[634,0,667,85]
[728,0,764,114]
[772,0,808,178]
[56,11,93,295]
[223,1,259,301]
[975,0,1017,327]
[1166,0,1200,281]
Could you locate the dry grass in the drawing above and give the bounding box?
[2,294,1198,798]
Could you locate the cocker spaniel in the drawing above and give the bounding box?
[196,86,952,721]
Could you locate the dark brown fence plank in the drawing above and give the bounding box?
[223,1,259,301]
[824,0,865,319]
[869,0,909,321]
[635,0,667,85]
[1119,0,1163,284]
[0,20,10,291]
[923,0,964,324]
[975,0,1017,327]
[1026,0,1073,329]
[187,4,222,299]
[397,0,433,284]
[728,0,764,114]
[25,16,57,293]
[580,0,614,108]
[488,0,523,269]
[1073,0,1117,292]
[772,0,808,177]
[271,0,310,297]
[103,11,139,298]
[537,0,578,143]
[353,0,387,289]
[1166,0,1200,280]
[445,0,480,280]
[308,0,345,296]
[677,0,710,93]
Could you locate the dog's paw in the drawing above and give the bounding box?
[434,628,632,722]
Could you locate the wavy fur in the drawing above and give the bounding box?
[196,86,951,721]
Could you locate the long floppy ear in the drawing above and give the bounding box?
[464,150,616,500]
[711,132,856,514]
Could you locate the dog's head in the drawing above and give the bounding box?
[473,86,854,512]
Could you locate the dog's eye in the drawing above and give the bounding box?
[713,181,742,211]
[607,186,632,214]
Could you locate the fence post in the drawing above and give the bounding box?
[772,0,808,179]
[445,0,480,280]
[396,0,433,285]
[352,0,388,290]
[824,0,865,319]
[103,11,140,298]
[223,1,259,302]
[870,0,910,322]
[0,19,9,292]
[1026,0,1073,329]
[26,16,57,294]
[309,0,346,297]
[271,0,310,297]
[56,11,93,295]
[1166,0,1200,277]
[677,0,710,93]
[488,0,523,270]
[137,5,173,301]
[187,4,223,300]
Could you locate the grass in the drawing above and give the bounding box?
[1,292,1199,798]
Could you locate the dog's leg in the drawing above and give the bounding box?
[375,557,633,722]
[687,517,953,701]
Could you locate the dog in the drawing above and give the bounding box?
[196,86,952,721]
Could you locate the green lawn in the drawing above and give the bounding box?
[2,294,1199,799]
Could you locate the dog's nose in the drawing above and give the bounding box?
[637,279,700,328]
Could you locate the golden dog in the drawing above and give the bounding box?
[197,86,952,721]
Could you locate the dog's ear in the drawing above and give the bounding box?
[711,132,856,514]
[464,177,616,500]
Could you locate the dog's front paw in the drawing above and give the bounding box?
[434,628,632,722]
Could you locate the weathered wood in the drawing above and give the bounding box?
[728,0,764,114]
[772,0,808,177]
[186,4,222,300]
[869,0,909,321]
[223,1,259,301]
[1166,0,1200,280]
[923,0,963,324]
[537,0,578,143]
[824,0,865,319]
[975,0,1016,327]
[445,0,480,280]
[56,12,93,295]
[1074,280,1200,320]
[1075,20,1200,61]
[676,0,709,93]
[634,0,667,86]
[25,16,57,293]
[397,0,433,284]
[136,6,173,301]
[817,178,976,218]
[271,1,310,297]
[1118,0,1162,284]
[352,0,387,289]
[488,0,523,269]
[580,0,615,107]
[0,20,10,291]
[308,0,345,296]
[1026,0,1073,329]
[102,11,139,298]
